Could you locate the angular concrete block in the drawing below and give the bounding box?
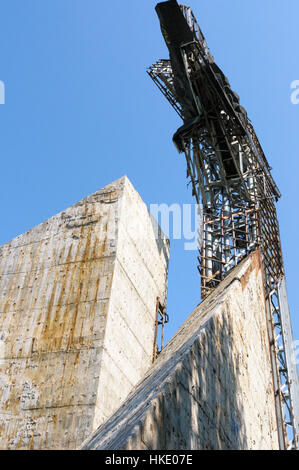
[0,176,169,449]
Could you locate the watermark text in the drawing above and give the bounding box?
[0,81,5,104]
[290,80,299,104]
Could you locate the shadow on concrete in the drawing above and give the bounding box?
[148,310,247,450]
[83,267,250,450]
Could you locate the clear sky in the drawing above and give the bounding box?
[0,0,298,353]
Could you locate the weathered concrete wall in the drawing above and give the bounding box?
[0,176,169,449]
[93,178,169,430]
[83,250,279,451]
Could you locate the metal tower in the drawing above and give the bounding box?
[148,0,299,450]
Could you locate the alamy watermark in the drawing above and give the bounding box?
[0,80,5,104]
[292,340,299,366]
[149,203,201,251]
[290,80,299,104]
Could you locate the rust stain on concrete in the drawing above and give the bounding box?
[0,177,169,449]
[240,250,263,291]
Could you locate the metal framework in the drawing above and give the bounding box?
[153,297,169,362]
[148,0,299,449]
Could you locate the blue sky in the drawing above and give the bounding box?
[0,0,298,352]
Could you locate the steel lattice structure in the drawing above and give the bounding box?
[148,0,299,450]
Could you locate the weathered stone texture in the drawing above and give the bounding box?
[83,251,279,450]
[0,176,169,449]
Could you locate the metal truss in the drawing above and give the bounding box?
[148,1,299,450]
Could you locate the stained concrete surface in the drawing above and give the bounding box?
[0,176,169,449]
[83,251,279,450]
